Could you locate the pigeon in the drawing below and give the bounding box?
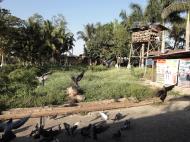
[92,123,109,140]
[1,129,16,142]
[112,130,121,139]
[32,124,61,140]
[63,122,79,136]
[99,112,108,121]
[80,124,92,138]
[63,122,71,135]
[0,114,31,132]
[71,122,79,136]
[36,71,52,86]
[155,84,176,102]
[39,128,61,138]
[71,70,85,87]
[30,123,39,137]
[103,57,116,68]
[121,120,131,131]
[112,113,126,122]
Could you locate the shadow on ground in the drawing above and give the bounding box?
[9,104,190,142]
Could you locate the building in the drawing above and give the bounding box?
[149,50,190,88]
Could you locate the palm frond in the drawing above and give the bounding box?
[162,2,190,19]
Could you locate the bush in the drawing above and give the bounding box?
[8,68,38,88]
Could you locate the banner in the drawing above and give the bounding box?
[164,59,179,85]
[156,59,166,84]
[156,59,179,85]
[178,59,190,88]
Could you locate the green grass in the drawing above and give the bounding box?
[0,66,158,110]
[34,67,155,103]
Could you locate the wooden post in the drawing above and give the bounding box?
[144,42,150,78]
[151,60,154,81]
[141,44,144,68]
[127,43,132,69]
[0,51,4,68]
[185,10,190,51]
[139,49,142,67]
[161,21,165,53]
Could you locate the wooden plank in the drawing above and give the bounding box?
[0,99,157,120]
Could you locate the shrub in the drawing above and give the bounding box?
[8,68,38,87]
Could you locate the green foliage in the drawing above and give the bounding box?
[88,65,108,72]
[9,68,38,84]
[130,67,144,79]
[0,8,75,66]
[0,66,179,110]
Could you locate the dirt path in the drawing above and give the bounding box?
[2,95,190,142]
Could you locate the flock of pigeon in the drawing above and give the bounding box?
[0,111,131,142]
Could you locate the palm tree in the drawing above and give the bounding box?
[129,3,144,23]
[77,23,95,42]
[77,24,96,65]
[162,1,190,51]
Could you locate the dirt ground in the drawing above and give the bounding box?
[2,95,190,142]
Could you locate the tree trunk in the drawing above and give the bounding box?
[185,10,190,51]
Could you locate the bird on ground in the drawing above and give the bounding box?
[39,127,61,138]
[0,114,31,132]
[63,122,71,136]
[63,122,80,136]
[80,124,92,138]
[92,123,109,140]
[0,115,31,142]
[31,123,61,140]
[71,70,85,87]
[71,122,79,136]
[36,71,52,86]
[99,112,109,121]
[121,120,131,131]
[155,84,176,102]
[112,113,126,122]
[30,123,39,138]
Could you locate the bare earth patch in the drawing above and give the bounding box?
[1,95,190,142]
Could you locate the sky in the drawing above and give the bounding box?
[1,0,147,55]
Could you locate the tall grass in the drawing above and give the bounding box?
[0,66,157,110]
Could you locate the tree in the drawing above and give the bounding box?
[0,8,24,67]
[162,1,190,50]
[77,23,95,42]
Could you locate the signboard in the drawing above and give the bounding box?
[156,59,179,85]
[164,59,179,85]
[178,59,190,88]
[156,59,166,84]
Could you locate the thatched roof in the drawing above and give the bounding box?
[162,1,190,19]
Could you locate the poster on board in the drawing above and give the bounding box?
[156,59,179,85]
[178,59,190,88]
[164,59,179,85]
[156,59,165,84]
